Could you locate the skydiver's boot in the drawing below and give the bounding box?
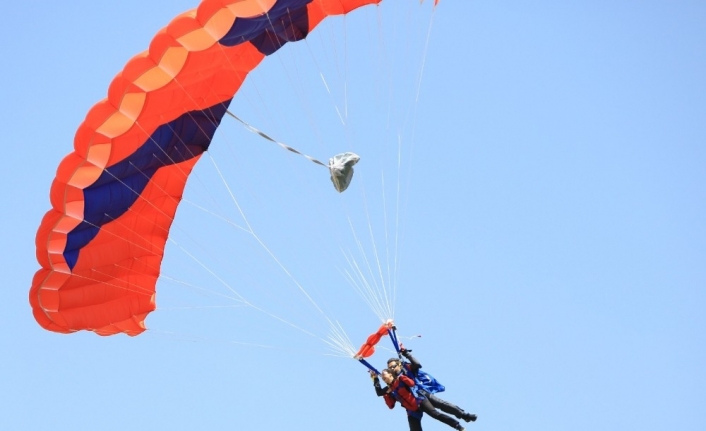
[461,413,477,422]
[454,425,465,431]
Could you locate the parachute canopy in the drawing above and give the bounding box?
[30,0,382,337]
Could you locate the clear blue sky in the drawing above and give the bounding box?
[1,1,704,431]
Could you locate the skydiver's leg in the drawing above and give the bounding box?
[426,393,464,417]
[418,399,462,430]
[420,391,476,423]
[407,414,423,431]
[426,393,475,421]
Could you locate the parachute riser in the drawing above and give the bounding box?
[388,327,402,358]
[359,358,381,375]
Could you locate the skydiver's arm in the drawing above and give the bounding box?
[383,393,396,409]
[372,375,389,397]
[401,348,422,372]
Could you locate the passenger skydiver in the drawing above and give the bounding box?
[387,347,477,423]
[370,368,466,431]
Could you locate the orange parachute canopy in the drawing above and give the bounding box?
[30,0,382,336]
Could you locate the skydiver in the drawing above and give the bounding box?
[387,347,477,423]
[370,368,466,431]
